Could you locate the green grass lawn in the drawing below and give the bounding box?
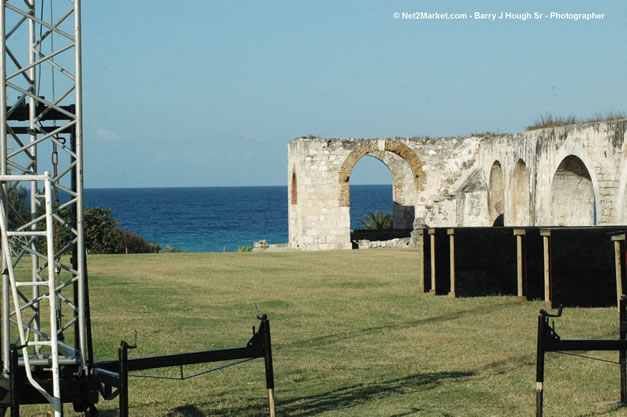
[19,249,627,416]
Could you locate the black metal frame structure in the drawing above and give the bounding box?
[4,313,275,417]
[535,296,627,416]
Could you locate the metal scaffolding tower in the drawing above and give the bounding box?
[0,3,276,416]
[0,0,88,415]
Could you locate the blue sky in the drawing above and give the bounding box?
[82,1,627,188]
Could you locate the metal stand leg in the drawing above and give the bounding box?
[119,342,129,417]
[262,320,275,417]
[9,346,18,417]
[536,314,545,417]
[621,296,627,404]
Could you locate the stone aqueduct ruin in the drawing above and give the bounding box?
[287,119,627,250]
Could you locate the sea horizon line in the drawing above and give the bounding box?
[85,183,393,190]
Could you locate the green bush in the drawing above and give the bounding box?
[119,229,160,254]
[5,184,30,230]
[161,244,183,253]
[4,187,160,255]
[83,207,123,254]
[56,207,160,254]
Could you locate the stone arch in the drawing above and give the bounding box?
[338,139,425,208]
[367,151,416,229]
[550,155,595,225]
[488,161,504,225]
[290,169,297,205]
[510,159,529,226]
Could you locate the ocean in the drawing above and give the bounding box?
[84,184,393,252]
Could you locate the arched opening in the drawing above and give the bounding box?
[290,171,297,205]
[349,155,394,232]
[338,140,424,247]
[550,155,595,225]
[488,161,504,225]
[339,140,425,207]
[511,159,530,226]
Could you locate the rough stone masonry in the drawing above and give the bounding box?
[287,120,627,250]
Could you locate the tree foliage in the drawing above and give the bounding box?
[119,228,160,254]
[82,207,124,254]
[357,211,393,230]
[80,208,160,254]
[4,186,163,254]
[5,184,31,230]
[57,207,160,254]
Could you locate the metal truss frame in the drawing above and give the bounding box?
[0,0,87,415]
[0,3,277,417]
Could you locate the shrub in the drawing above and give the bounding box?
[161,244,184,253]
[119,229,160,254]
[82,207,123,254]
[526,112,626,131]
[55,207,160,254]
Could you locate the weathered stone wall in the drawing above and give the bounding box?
[476,120,627,227]
[455,169,489,226]
[288,136,481,250]
[288,120,627,250]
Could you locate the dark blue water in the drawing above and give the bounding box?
[84,184,392,252]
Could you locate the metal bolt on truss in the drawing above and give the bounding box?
[0,0,88,415]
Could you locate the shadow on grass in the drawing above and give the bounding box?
[575,403,627,417]
[277,371,473,416]
[93,410,120,417]
[179,371,472,416]
[387,408,424,417]
[166,404,206,417]
[285,302,514,348]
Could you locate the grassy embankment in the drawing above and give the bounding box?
[20,249,627,416]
